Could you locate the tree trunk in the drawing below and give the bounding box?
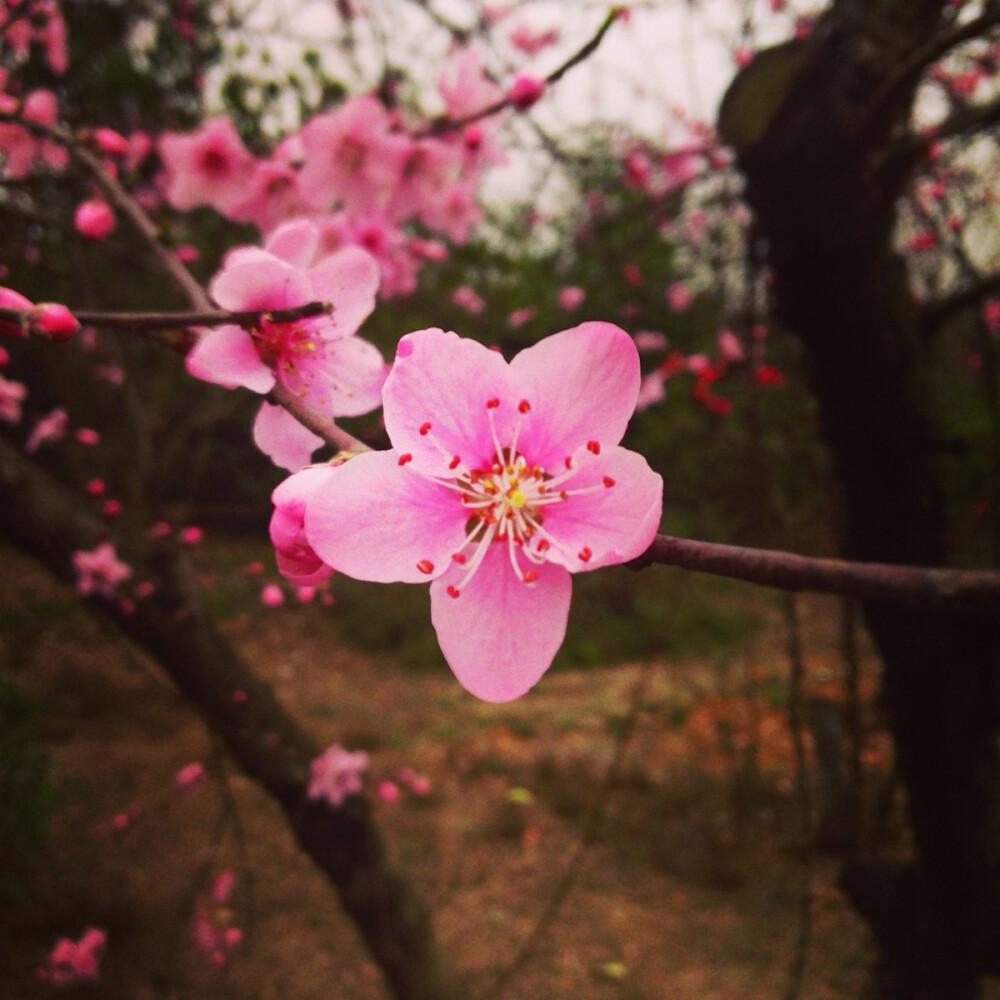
[719,2,1000,996]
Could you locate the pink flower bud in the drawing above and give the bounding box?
[74,199,116,240]
[29,302,79,341]
[92,127,130,156]
[508,74,545,110]
[260,583,284,607]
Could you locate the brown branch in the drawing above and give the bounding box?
[418,7,622,138]
[891,92,1000,162]
[0,436,465,1000]
[632,534,1000,611]
[864,0,1000,129]
[72,301,334,330]
[920,266,1000,334]
[0,301,333,332]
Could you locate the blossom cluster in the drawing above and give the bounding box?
[158,50,507,297]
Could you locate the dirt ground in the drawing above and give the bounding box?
[0,541,992,1000]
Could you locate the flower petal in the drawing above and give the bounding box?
[510,322,640,470]
[186,324,275,393]
[382,328,517,477]
[210,254,312,312]
[306,246,380,339]
[304,449,467,582]
[296,336,387,417]
[430,545,571,702]
[536,444,662,572]
[264,218,321,269]
[253,400,325,471]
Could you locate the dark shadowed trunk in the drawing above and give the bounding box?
[719,1,1000,996]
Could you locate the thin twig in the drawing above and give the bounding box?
[631,534,1000,611]
[482,663,651,1000]
[418,7,622,138]
[0,301,334,331]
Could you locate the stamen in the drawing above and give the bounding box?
[603,476,616,488]
[587,440,600,454]
[446,585,460,598]
[419,422,432,435]
[523,570,539,583]
[486,397,500,409]
[398,453,412,465]
[518,399,531,413]
[448,455,461,470]
[578,547,592,562]
[452,553,467,564]
[417,559,435,574]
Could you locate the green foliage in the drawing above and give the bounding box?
[0,677,58,903]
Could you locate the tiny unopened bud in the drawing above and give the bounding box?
[508,74,545,110]
[92,127,130,156]
[29,302,79,341]
[74,198,116,240]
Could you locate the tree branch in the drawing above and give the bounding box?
[0,435,464,1000]
[632,534,1000,611]
[418,7,622,138]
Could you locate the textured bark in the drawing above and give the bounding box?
[0,437,464,1000]
[720,2,1000,996]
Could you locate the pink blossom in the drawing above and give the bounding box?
[93,363,124,385]
[211,869,238,904]
[175,761,206,791]
[72,541,132,598]
[635,370,666,411]
[102,499,122,518]
[508,22,560,55]
[178,525,203,545]
[507,306,537,329]
[260,583,285,607]
[74,198,115,240]
[185,218,386,470]
[75,427,99,445]
[666,281,692,312]
[0,374,26,423]
[557,286,586,310]
[301,324,663,702]
[982,298,1000,334]
[716,329,745,362]
[37,928,106,985]
[508,74,546,110]
[91,127,130,156]
[307,744,369,806]
[296,96,410,215]
[377,779,401,803]
[452,285,485,314]
[158,116,258,216]
[634,330,667,353]
[269,465,336,585]
[85,478,105,496]
[25,407,68,452]
[148,520,172,538]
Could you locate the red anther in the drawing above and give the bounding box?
[486,397,500,409]
[452,553,467,564]
[446,585,461,598]
[449,454,461,470]
[603,476,616,488]
[518,399,531,413]
[537,539,550,552]
[522,570,540,583]
[564,456,573,469]
[587,440,600,454]
[559,490,568,500]
[417,559,435,574]
[419,422,432,435]
[578,547,592,562]
[398,453,413,465]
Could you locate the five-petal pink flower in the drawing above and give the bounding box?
[185,218,387,470]
[300,323,663,702]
